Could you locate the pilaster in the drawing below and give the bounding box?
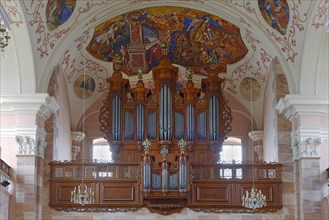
[0,93,58,220]
[277,94,329,220]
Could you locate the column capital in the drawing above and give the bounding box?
[248,130,264,141]
[276,94,329,121]
[71,131,85,145]
[291,136,322,161]
[15,128,47,159]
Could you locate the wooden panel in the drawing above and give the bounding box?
[58,185,74,202]
[237,181,282,206]
[102,185,134,201]
[196,185,229,202]
[99,182,138,203]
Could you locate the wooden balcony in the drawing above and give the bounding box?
[189,162,283,212]
[48,161,282,214]
[0,158,11,190]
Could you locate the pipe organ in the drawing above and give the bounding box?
[99,56,233,163]
[48,54,283,215]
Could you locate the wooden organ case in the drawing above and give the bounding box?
[49,55,283,214]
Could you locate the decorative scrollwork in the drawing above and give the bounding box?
[52,207,140,212]
[99,94,111,141]
[191,208,281,213]
[222,93,233,137]
[144,196,188,215]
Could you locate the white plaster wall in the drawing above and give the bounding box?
[315,32,329,95]
[262,61,278,162]
[52,66,72,161]
[0,29,20,93]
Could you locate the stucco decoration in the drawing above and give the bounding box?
[87,6,248,75]
[73,74,96,99]
[46,0,77,31]
[291,137,322,161]
[239,76,262,101]
[258,0,289,35]
[15,135,47,159]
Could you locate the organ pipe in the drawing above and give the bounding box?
[112,96,122,141]
[159,85,173,141]
[209,96,219,141]
[137,104,144,141]
[186,104,194,141]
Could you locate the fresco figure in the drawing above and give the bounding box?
[87,7,248,75]
[259,0,289,35]
[46,0,76,31]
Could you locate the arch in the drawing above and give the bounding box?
[38,1,295,97]
[299,8,328,95]
[2,2,37,93]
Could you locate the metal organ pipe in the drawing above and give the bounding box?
[168,88,172,140]
[159,85,173,141]
[164,86,167,140]
[137,104,144,141]
[209,96,219,141]
[186,104,194,141]
[159,88,163,140]
[112,96,122,141]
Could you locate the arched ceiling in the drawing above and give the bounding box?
[1,0,327,131]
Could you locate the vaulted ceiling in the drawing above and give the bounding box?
[1,0,327,132]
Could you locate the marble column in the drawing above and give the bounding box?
[277,94,329,220]
[1,94,59,220]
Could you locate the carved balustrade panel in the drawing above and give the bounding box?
[49,161,142,211]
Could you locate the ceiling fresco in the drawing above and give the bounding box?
[258,0,289,35]
[86,6,248,75]
[46,0,77,31]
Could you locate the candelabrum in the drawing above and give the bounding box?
[0,18,10,54]
[242,186,266,209]
[71,182,95,206]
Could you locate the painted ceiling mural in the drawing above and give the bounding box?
[86,6,248,75]
[46,0,77,31]
[258,0,289,35]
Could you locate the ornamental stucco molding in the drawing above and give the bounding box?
[15,128,47,159]
[253,145,263,161]
[71,132,86,144]
[291,137,322,161]
[276,95,329,121]
[38,96,59,119]
[248,131,264,141]
[0,94,59,118]
[71,145,81,161]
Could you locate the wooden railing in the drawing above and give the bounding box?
[49,161,142,211]
[189,162,283,212]
[48,161,283,213]
[190,161,282,180]
[50,161,140,180]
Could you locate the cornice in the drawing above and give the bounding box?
[248,130,264,141]
[276,95,329,121]
[0,94,59,117]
